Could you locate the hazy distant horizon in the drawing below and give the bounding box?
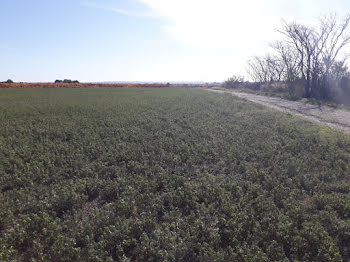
[4,80,220,84]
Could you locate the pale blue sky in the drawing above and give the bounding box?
[1,0,349,82]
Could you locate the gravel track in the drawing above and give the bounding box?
[206,89,350,133]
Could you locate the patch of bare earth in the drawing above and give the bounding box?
[207,89,350,133]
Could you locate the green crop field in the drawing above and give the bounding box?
[0,88,350,261]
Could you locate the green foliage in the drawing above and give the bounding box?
[0,88,349,261]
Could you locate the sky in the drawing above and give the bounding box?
[1,0,350,82]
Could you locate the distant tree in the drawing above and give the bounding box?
[5,79,14,83]
[62,79,79,83]
[247,56,269,82]
[223,75,244,89]
[55,79,79,84]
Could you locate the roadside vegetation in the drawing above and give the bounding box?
[224,13,350,106]
[1,88,349,261]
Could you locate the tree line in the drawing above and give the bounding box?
[227,13,350,103]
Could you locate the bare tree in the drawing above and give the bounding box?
[247,56,269,82]
[247,54,284,83]
[275,13,350,98]
[270,41,299,93]
[244,13,350,100]
[321,14,350,74]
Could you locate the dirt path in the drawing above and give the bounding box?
[207,89,350,133]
